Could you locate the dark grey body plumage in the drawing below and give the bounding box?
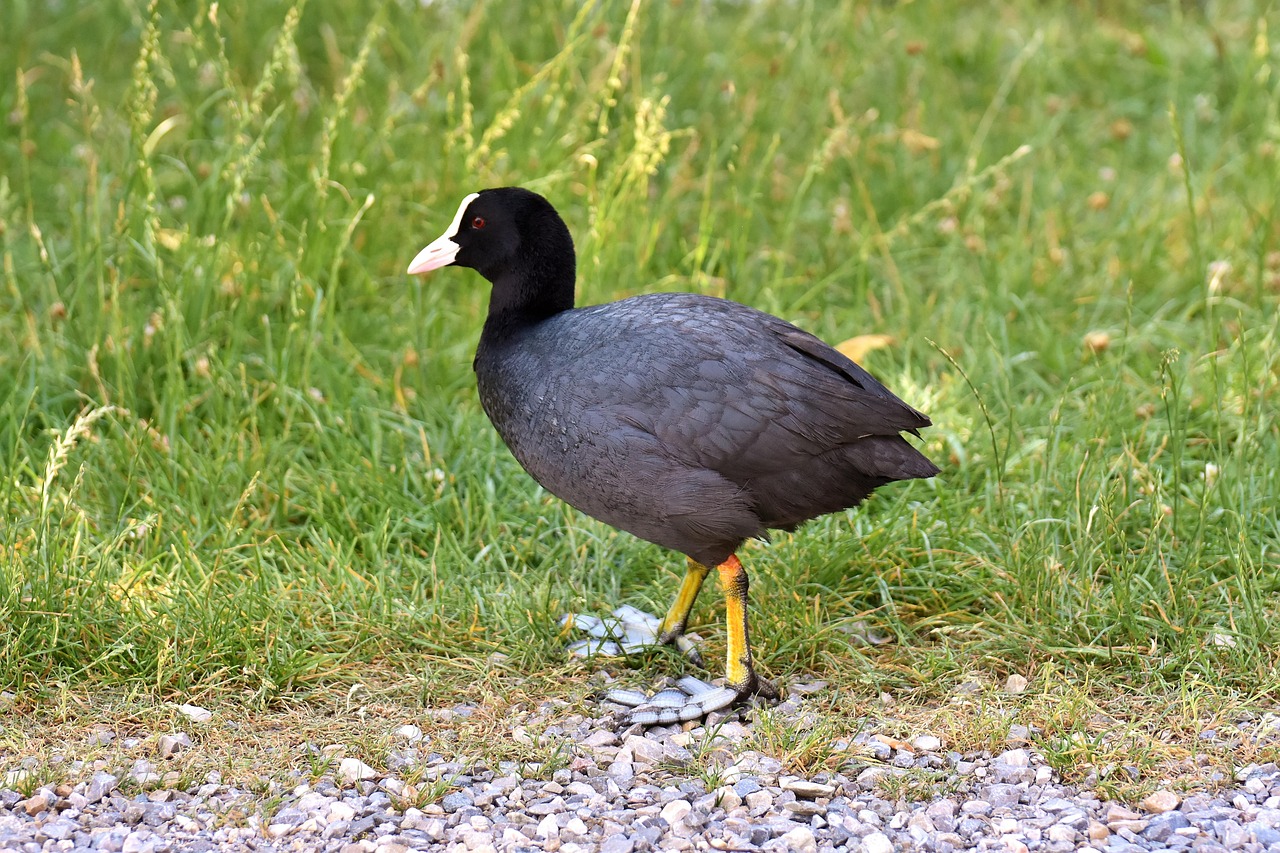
[474,292,939,567]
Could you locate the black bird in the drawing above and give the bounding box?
[407,187,938,724]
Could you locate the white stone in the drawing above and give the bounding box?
[582,730,618,748]
[177,704,213,723]
[745,790,772,813]
[338,757,378,782]
[912,734,942,751]
[994,748,1030,767]
[394,724,423,742]
[537,814,560,838]
[328,801,356,822]
[926,799,958,819]
[121,833,154,853]
[423,818,446,840]
[712,786,742,811]
[780,826,817,853]
[862,831,894,853]
[660,798,693,826]
[1047,825,1077,843]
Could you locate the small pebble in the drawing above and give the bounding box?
[863,831,894,853]
[338,758,378,783]
[176,704,213,723]
[783,778,835,799]
[1141,789,1180,813]
[158,732,193,758]
[19,793,50,816]
[393,724,423,743]
[781,825,818,853]
[1004,674,1029,694]
[912,734,942,752]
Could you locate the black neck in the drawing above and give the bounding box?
[480,238,576,339]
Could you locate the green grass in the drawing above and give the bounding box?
[2,0,1278,769]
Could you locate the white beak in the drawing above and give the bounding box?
[406,234,460,274]
[406,192,480,275]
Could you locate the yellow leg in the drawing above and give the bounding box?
[716,555,777,699]
[658,557,710,643]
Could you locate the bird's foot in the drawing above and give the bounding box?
[605,676,741,726]
[605,674,776,727]
[562,605,703,664]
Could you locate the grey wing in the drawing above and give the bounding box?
[613,311,931,478]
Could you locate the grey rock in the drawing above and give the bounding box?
[622,735,665,766]
[271,807,308,826]
[867,741,892,760]
[783,779,835,799]
[1144,811,1192,842]
[983,784,1022,808]
[0,699,1276,853]
[439,790,474,812]
[600,834,636,853]
[1254,825,1280,845]
[121,830,156,853]
[1006,724,1032,745]
[608,755,635,784]
[158,733,192,759]
[85,773,119,804]
[783,800,826,818]
[39,819,77,841]
[348,815,376,837]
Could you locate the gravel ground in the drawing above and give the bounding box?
[4,684,1280,853]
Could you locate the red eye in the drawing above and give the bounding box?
[471,216,486,229]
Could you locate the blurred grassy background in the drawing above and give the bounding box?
[1,0,1277,732]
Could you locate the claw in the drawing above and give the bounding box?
[668,634,704,668]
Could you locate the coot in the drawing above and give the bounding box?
[408,187,938,724]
